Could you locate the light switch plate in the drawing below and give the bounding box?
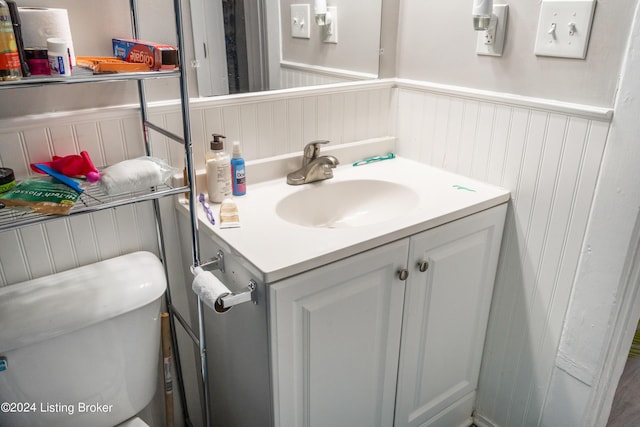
[476,4,508,56]
[291,4,310,39]
[534,0,596,59]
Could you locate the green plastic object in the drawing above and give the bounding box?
[352,152,396,166]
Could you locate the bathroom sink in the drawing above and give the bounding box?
[275,179,419,228]
[180,153,511,282]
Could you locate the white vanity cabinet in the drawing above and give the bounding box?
[269,238,410,427]
[394,204,506,427]
[269,204,506,427]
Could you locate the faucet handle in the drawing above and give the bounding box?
[303,140,330,165]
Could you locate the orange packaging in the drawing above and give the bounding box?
[76,56,150,73]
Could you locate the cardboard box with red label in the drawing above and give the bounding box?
[112,38,179,71]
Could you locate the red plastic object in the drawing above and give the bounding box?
[31,151,100,182]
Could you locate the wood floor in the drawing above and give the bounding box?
[607,355,640,426]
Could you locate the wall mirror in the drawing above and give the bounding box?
[190,0,384,97]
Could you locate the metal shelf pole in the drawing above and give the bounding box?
[170,0,212,426]
[128,0,208,426]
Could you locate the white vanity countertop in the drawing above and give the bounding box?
[179,156,510,283]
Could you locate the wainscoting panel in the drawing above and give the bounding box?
[0,82,393,287]
[188,84,394,172]
[0,202,157,287]
[395,84,611,427]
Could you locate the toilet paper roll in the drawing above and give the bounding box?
[18,7,76,66]
[192,267,232,313]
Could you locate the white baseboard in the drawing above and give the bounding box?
[472,412,498,427]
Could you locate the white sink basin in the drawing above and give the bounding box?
[275,179,419,228]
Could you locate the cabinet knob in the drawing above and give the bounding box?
[398,269,409,280]
[417,260,429,272]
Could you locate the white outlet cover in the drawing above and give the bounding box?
[534,0,596,59]
[291,4,310,39]
[322,6,338,44]
[476,4,508,56]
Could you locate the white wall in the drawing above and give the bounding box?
[395,0,635,107]
[545,3,640,425]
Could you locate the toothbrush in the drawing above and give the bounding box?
[199,193,216,225]
[352,152,396,166]
[33,163,102,203]
[34,163,84,192]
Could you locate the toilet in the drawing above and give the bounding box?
[0,251,167,427]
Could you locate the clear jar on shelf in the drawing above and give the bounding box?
[0,0,21,81]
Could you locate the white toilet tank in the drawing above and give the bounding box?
[0,251,167,427]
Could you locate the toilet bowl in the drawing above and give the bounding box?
[0,251,166,427]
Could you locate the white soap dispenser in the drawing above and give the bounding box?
[206,133,231,203]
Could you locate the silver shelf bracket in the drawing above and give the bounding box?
[220,280,257,309]
[195,250,225,274]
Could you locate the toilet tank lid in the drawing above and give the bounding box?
[0,251,167,353]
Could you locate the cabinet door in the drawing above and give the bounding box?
[394,205,507,427]
[270,239,410,427]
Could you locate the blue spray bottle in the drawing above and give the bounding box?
[230,141,246,196]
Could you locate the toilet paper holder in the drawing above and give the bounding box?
[193,250,257,309]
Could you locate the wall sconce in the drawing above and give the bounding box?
[314,0,328,25]
[472,0,494,30]
[473,0,509,57]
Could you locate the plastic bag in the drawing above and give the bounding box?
[99,156,180,195]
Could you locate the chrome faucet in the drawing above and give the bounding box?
[287,140,339,185]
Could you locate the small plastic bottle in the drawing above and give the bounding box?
[0,0,21,81]
[230,141,246,196]
[206,133,231,203]
[47,38,72,77]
